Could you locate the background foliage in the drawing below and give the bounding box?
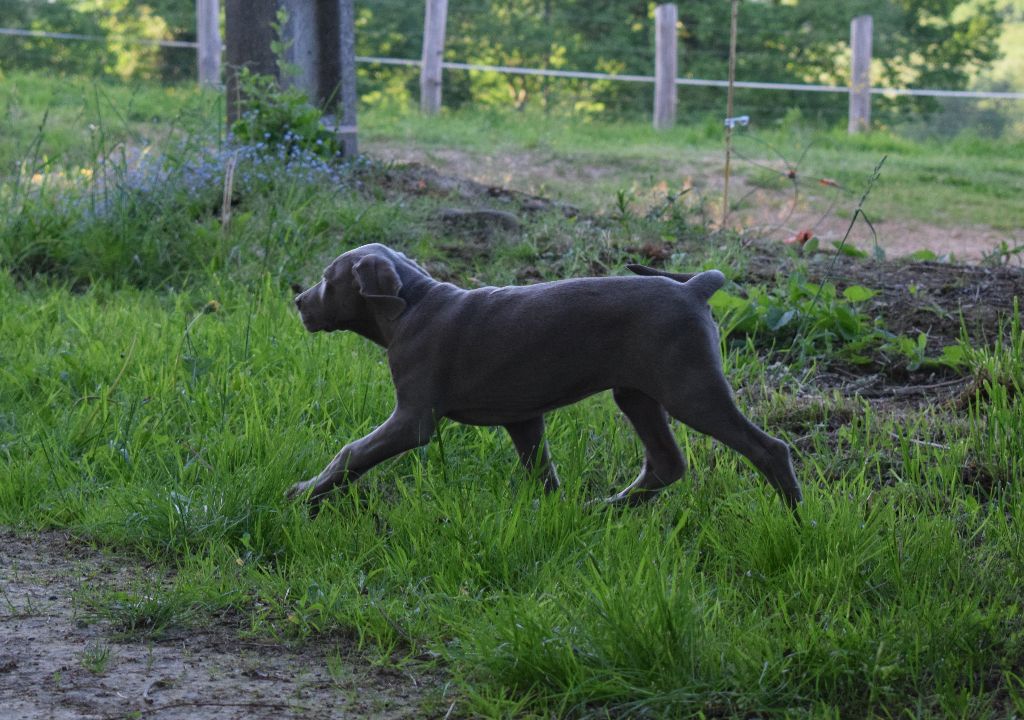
[0,0,1013,126]
[356,0,1006,124]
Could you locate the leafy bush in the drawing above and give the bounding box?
[710,271,965,371]
[711,272,884,361]
[229,69,342,161]
[228,8,342,162]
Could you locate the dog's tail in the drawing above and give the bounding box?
[626,264,725,301]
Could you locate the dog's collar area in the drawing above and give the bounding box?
[396,273,434,309]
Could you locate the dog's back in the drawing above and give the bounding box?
[389,273,723,425]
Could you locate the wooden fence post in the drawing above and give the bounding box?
[420,0,448,114]
[848,14,873,134]
[653,3,678,130]
[197,0,221,87]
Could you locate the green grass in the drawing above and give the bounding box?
[2,70,1024,717]
[1,269,1023,717]
[80,640,114,674]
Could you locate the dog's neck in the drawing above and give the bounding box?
[350,314,390,347]
[352,273,437,348]
[398,272,435,309]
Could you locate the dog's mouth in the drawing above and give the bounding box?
[296,308,324,332]
[300,317,324,333]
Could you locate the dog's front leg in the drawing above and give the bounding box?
[287,407,435,507]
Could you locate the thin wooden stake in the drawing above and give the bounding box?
[221,152,237,231]
[721,0,739,229]
[653,4,678,130]
[196,0,221,88]
[848,14,873,133]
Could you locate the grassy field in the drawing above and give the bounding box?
[2,72,1024,717]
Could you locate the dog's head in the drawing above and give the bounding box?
[294,244,429,340]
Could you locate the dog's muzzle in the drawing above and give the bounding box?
[294,291,320,331]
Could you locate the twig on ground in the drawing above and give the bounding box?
[887,432,949,450]
[115,700,306,717]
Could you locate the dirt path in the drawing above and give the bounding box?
[364,142,1022,264]
[0,529,443,720]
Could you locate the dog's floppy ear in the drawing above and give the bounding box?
[352,255,407,320]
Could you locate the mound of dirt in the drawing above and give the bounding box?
[366,144,1023,264]
[362,161,1024,408]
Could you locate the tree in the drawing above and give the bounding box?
[0,0,108,76]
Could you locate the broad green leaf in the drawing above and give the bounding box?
[843,285,878,303]
[832,241,869,258]
[938,344,969,367]
[766,308,796,332]
[708,291,749,312]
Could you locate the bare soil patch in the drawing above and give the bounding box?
[0,528,444,720]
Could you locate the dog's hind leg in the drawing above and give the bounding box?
[505,416,560,493]
[604,388,686,506]
[661,378,802,510]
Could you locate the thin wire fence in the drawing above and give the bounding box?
[0,26,198,49]
[1,5,1022,138]
[353,0,1024,137]
[356,54,1024,98]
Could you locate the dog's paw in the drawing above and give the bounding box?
[584,494,625,510]
[286,478,318,501]
[597,487,663,508]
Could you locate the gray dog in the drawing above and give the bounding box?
[288,243,801,511]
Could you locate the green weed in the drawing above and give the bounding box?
[80,640,114,674]
[81,589,185,641]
